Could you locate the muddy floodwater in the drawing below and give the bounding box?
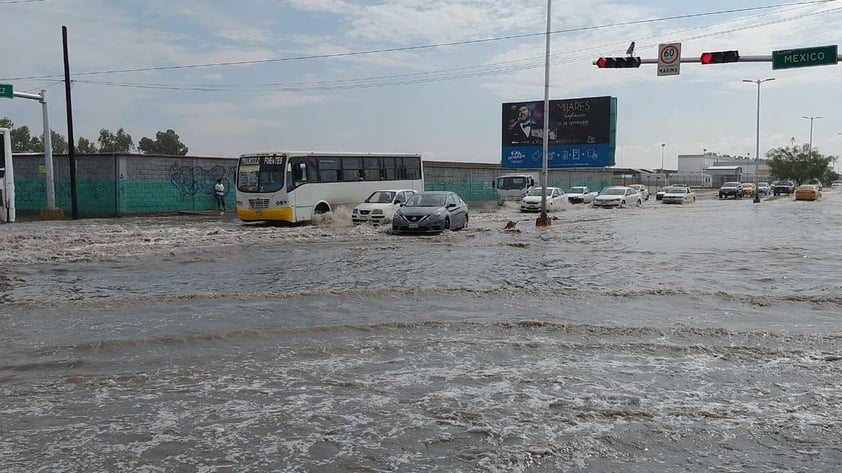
[2,191,842,472]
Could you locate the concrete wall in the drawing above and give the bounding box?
[10,153,614,217]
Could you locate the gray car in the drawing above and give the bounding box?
[392,191,469,234]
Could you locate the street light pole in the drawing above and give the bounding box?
[802,115,822,156]
[660,143,665,184]
[743,78,775,203]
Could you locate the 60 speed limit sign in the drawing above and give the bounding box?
[658,43,681,76]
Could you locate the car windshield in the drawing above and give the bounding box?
[602,188,626,196]
[723,182,739,187]
[569,187,586,194]
[364,191,396,204]
[526,187,553,196]
[668,188,687,193]
[405,193,446,207]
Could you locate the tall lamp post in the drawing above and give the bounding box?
[802,116,822,156]
[660,143,666,184]
[743,78,775,203]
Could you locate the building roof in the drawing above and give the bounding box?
[705,165,742,171]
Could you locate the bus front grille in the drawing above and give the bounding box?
[249,198,270,209]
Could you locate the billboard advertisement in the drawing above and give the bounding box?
[501,96,616,168]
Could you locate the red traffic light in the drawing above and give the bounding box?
[595,57,642,68]
[700,50,740,64]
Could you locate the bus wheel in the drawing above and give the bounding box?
[314,203,331,214]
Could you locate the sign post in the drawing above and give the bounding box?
[772,45,838,70]
[657,43,681,76]
[0,83,13,99]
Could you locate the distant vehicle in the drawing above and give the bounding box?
[566,186,598,204]
[805,178,823,191]
[520,187,566,212]
[741,183,757,197]
[718,182,743,199]
[592,186,643,208]
[627,184,650,201]
[772,180,795,196]
[351,189,417,225]
[655,186,677,201]
[492,173,535,206]
[392,191,469,234]
[236,152,423,223]
[661,186,696,204]
[795,184,822,201]
[831,180,842,188]
[757,182,771,195]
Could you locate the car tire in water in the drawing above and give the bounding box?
[637,199,642,206]
[444,217,450,230]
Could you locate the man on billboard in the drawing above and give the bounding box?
[506,103,540,144]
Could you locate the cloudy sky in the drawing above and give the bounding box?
[2,0,841,170]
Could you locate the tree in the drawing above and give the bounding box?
[137,129,188,156]
[47,130,68,154]
[767,143,836,185]
[77,137,98,154]
[98,128,134,152]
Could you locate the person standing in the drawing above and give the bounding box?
[214,178,226,213]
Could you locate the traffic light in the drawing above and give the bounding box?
[596,57,642,68]
[700,50,740,64]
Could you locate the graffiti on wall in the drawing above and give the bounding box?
[14,180,109,206]
[170,165,233,196]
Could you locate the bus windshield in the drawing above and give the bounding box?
[237,155,286,193]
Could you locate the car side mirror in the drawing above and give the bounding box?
[446,203,456,209]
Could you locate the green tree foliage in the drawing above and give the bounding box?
[47,130,68,154]
[1,118,40,152]
[98,128,134,152]
[77,137,98,154]
[767,143,836,185]
[137,129,188,156]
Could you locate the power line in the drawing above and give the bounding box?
[2,0,836,82]
[69,3,839,93]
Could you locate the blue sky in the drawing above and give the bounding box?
[2,0,841,170]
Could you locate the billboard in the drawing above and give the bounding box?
[501,96,616,168]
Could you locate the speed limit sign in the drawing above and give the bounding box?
[658,43,681,76]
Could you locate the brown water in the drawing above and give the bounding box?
[2,193,841,472]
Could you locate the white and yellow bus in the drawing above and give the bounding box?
[236,151,424,223]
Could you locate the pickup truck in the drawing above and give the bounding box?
[566,186,598,204]
[772,180,795,196]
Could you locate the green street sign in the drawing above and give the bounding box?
[773,45,838,70]
[0,83,13,99]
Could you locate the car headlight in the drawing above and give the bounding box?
[372,209,384,215]
[352,208,359,214]
[393,212,406,222]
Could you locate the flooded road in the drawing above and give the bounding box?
[2,191,842,472]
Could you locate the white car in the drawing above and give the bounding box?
[520,186,566,212]
[592,186,643,208]
[352,189,418,225]
[661,186,696,204]
[628,184,650,201]
[566,186,598,204]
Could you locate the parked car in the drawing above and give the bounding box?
[661,186,696,204]
[757,182,771,195]
[520,186,566,212]
[772,180,795,196]
[795,184,822,201]
[627,184,650,201]
[566,186,598,204]
[352,189,418,225]
[592,186,643,208]
[718,182,743,199]
[392,191,469,234]
[741,183,757,197]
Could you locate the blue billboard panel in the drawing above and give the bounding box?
[501,96,616,168]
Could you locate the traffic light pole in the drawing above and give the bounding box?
[592,55,795,66]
